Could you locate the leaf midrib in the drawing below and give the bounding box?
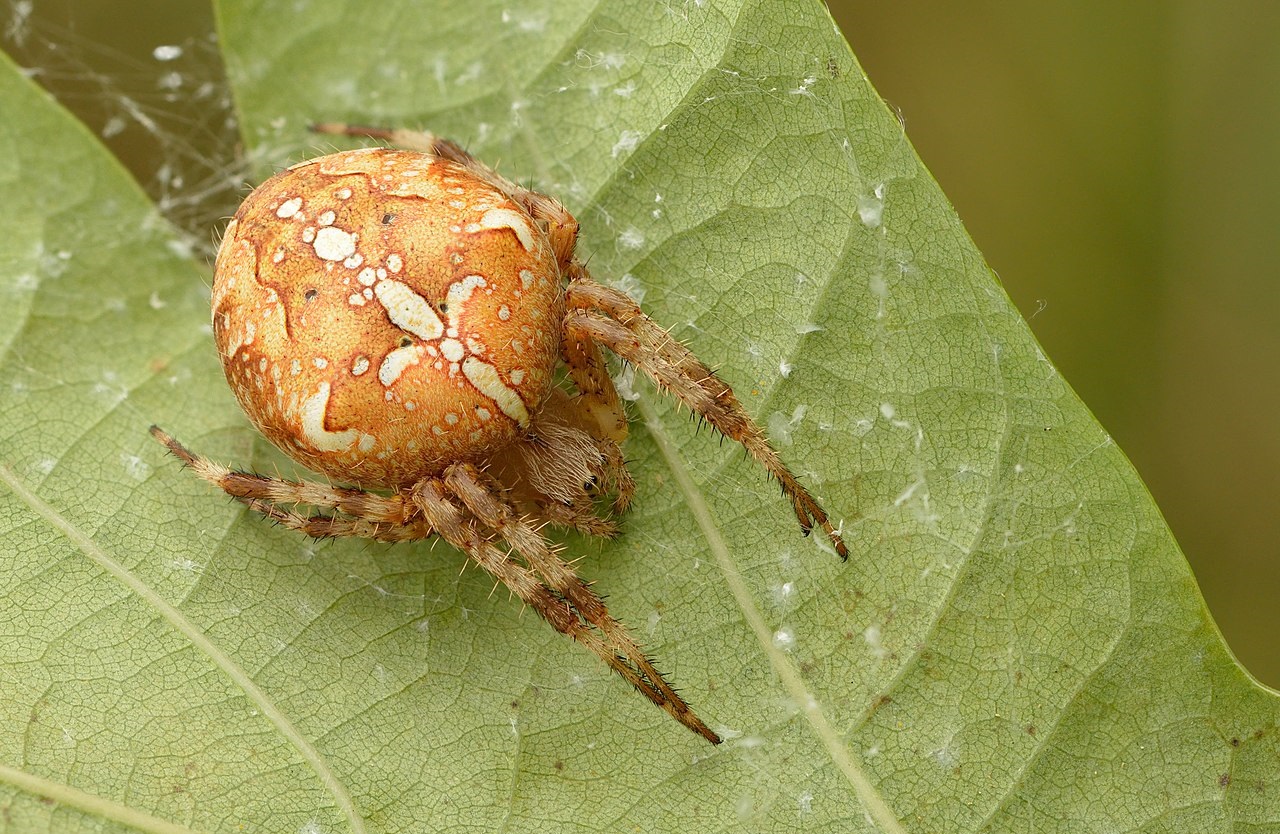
[635,395,906,834]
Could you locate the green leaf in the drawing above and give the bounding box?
[2,1,1277,832]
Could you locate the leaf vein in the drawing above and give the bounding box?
[0,464,368,834]
[636,396,906,834]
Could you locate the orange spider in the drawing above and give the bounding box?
[153,124,846,743]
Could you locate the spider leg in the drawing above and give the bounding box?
[238,496,434,542]
[150,426,414,524]
[411,473,720,744]
[562,279,849,560]
[533,499,621,538]
[443,463,717,743]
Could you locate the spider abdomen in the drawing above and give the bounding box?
[212,148,563,488]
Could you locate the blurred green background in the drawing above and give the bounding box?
[8,1,1277,685]
[832,2,1280,687]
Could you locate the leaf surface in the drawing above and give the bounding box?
[1,1,1277,832]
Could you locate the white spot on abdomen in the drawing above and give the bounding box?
[276,197,302,218]
[462,357,528,426]
[472,208,537,252]
[374,279,445,340]
[440,338,465,362]
[446,274,487,308]
[378,345,421,386]
[300,382,359,451]
[312,226,357,261]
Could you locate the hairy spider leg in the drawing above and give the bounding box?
[150,427,413,522]
[151,426,431,539]
[239,497,434,542]
[413,476,721,744]
[562,279,849,560]
[152,426,719,742]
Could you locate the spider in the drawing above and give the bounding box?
[152,124,846,744]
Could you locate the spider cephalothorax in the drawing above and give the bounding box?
[153,124,846,744]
